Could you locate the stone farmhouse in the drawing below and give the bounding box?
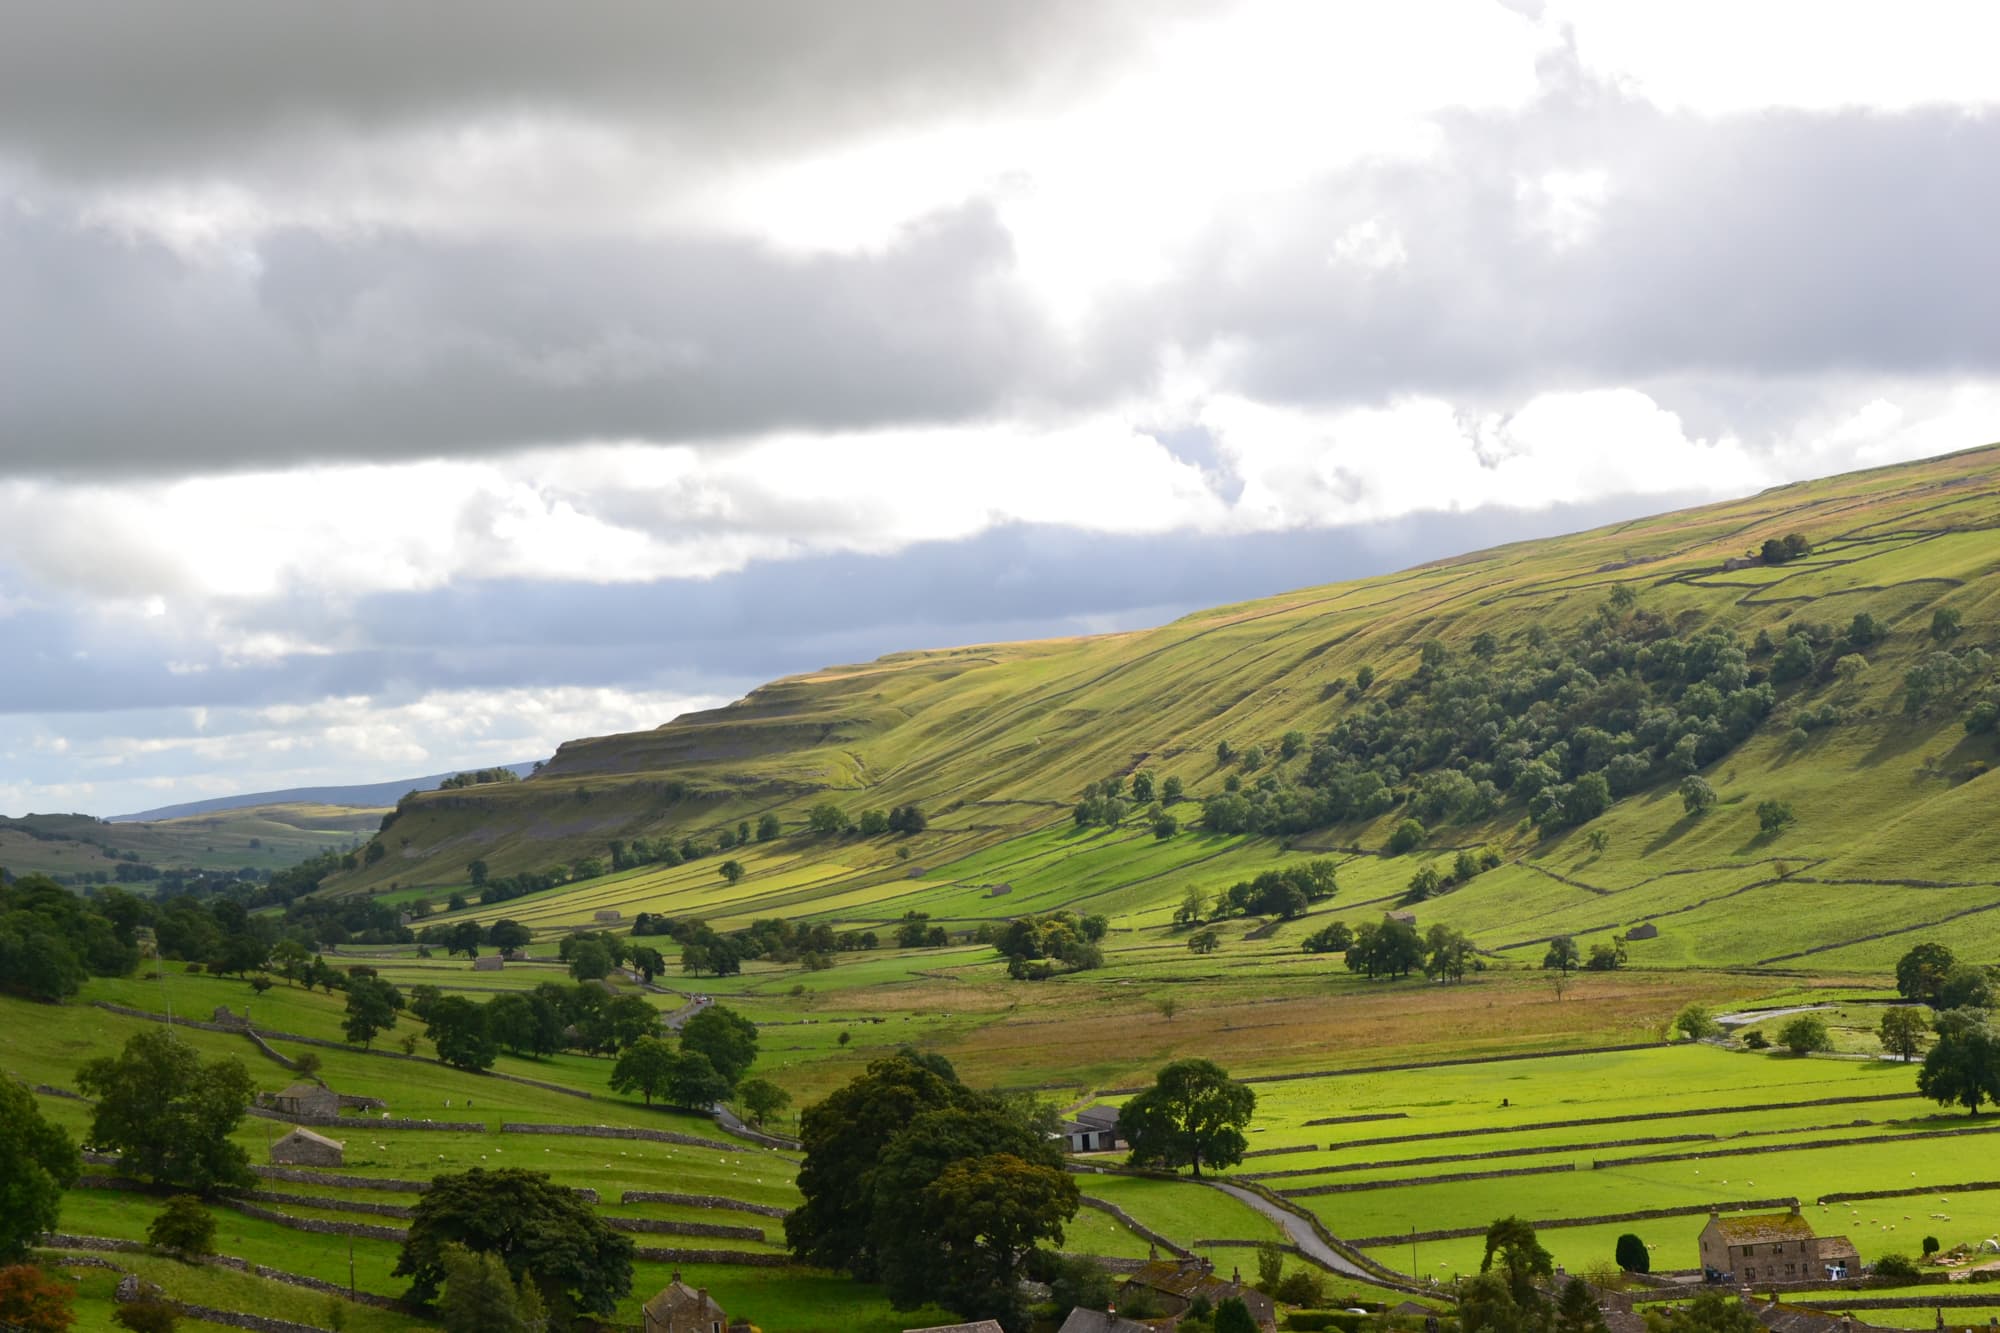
[642,1273,736,1333]
[270,1127,344,1167]
[1119,1256,1277,1331]
[1700,1206,1860,1283]
[266,1081,340,1120]
[1063,1105,1122,1153]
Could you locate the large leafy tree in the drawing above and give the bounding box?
[786,1054,972,1275]
[394,1168,633,1323]
[871,1104,1070,1322]
[426,996,498,1072]
[0,1077,80,1262]
[1897,942,1957,1007]
[437,1242,546,1333]
[1879,1007,1930,1062]
[1461,1216,1557,1333]
[1918,1008,2000,1115]
[76,1029,253,1193]
[342,976,403,1049]
[1120,1058,1256,1178]
[0,1264,75,1333]
[679,1005,759,1085]
[608,1037,677,1106]
[920,1154,1078,1332]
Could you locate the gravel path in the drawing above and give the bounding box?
[1203,1180,1372,1278]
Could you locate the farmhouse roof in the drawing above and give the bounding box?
[277,1127,344,1150]
[1074,1105,1120,1128]
[1815,1236,1860,1262]
[643,1276,726,1326]
[1710,1211,1816,1244]
[904,1322,1007,1333]
[1057,1311,1154,1333]
[278,1081,326,1100]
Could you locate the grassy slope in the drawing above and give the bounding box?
[0,803,381,879]
[335,445,2000,976]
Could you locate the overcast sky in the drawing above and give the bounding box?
[4,1,1998,817]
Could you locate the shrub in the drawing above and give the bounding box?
[1872,1254,1919,1282]
[1743,1030,1770,1050]
[1756,799,1796,833]
[1674,1003,1722,1041]
[1615,1232,1650,1273]
[1778,1014,1831,1055]
[1922,1236,1941,1258]
[147,1195,216,1261]
[113,1305,177,1333]
[1387,818,1426,855]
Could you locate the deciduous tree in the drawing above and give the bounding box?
[394,1168,633,1322]
[1879,1007,1930,1062]
[0,1076,79,1262]
[77,1029,253,1192]
[1120,1058,1255,1178]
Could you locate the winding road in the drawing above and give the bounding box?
[1203,1180,1372,1278]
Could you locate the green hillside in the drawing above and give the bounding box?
[2,803,381,885]
[331,444,2000,971]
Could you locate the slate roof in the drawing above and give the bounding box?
[644,1279,726,1326]
[1057,1312,1154,1333]
[1815,1236,1860,1262]
[904,1323,1007,1333]
[1074,1105,1120,1128]
[276,1127,344,1150]
[277,1082,325,1100]
[1711,1212,1817,1244]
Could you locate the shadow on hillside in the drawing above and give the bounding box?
[1732,827,1793,857]
[1643,812,1704,857]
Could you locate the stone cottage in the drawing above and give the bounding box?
[595,909,623,923]
[1119,1257,1277,1332]
[1700,1206,1856,1284]
[643,1274,728,1333]
[472,954,505,971]
[270,1127,344,1167]
[1626,923,1660,941]
[268,1081,340,1120]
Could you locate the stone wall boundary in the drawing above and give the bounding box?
[1820,1180,2000,1204]
[1244,1132,1716,1182]
[1076,1195,1192,1259]
[1345,1197,1801,1247]
[249,1166,428,1192]
[1284,1162,1575,1198]
[1303,1113,1410,1128]
[219,1200,408,1242]
[500,1121,740,1152]
[41,1235,419,1316]
[235,1190,415,1220]
[1243,1144,1320,1160]
[620,1190,789,1219]
[629,1246,791,1267]
[243,1030,301,1070]
[605,1217,765,1242]
[1102,1043,1670,1095]
[1330,1093,1921,1152]
[246,1105,487,1133]
[1595,1122,2000,1170]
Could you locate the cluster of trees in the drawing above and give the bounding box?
[991,910,1107,979]
[1758,532,1814,564]
[1540,934,1629,975]
[438,767,522,790]
[1402,847,1501,905]
[1324,918,1480,982]
[401,979,675,1068]
[1459,1216,1612,1333]
[393,1167,634,1326]
[1889,942,2000,1115]
[610,1005,774,1115]
[1200,608,1797,844]
[0,1075,80,1263]
[0,874,142,1001]
[634,912,888,977]
[807,803,928,836]
[1903,644,1996,718]
[1173,860,1338,925]
[786,1051,1078,1331]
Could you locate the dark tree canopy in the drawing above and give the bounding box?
[679,1005,759,1086]
[1918,1009,2000,1116]
[1897,943,1957,1006]
[426,995,498,1071]
[0,1076,80,1262]
[76,1029,254,1193]
[1120,1058,1256,1178]
[394,1168,634,1322]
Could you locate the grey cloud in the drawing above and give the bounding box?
[1160,97,2000,420]
[2,201,1135,473]
[0,1,1211,178]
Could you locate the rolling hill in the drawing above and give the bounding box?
[0,803,384,882]
[327,442,2000,972]
[110,761,542,821]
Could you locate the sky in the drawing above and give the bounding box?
[4,1,1999,817]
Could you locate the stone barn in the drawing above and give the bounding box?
[268,1081,339,1120]
[472,954,504,971]
[1626,923,1659,941]
[1062,1105,1123,1153]
[270,1127,344,1167]
[643,1273,728,1333]
[595,909,623,923]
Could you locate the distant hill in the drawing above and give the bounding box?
[109,763,542,823]
[323,444,2000,973]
